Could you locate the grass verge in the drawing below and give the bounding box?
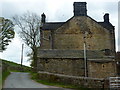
[30,72,90,90]
[1,70,11,89]
[0,73,2,89]
[2,71,10,84]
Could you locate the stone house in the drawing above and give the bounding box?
[37,2,117,78]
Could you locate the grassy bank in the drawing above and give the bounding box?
[30,72,89,90]
[2,71,10,83]
[1,59,31,72]
[0,69,10,89]
[0,74,1,83]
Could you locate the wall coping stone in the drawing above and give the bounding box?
[38,49,108,59]
[38,71,104,80]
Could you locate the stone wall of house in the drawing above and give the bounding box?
[40,16,113,51]
[54,16,112,50]
[37,58,85,77]
[37,57,116,78]
[38,16,116,79]
[88,61,116,78]
[40,30,51,49]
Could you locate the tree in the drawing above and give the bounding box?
[12,12,41,71]
[0,17,15,51]
[27,52,34,68]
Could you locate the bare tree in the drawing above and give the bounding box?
[12,12,41,71]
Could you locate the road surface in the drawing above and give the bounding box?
[3,72,71,89]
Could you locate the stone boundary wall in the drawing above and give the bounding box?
[2,61,8,72]
[38,71,109,88]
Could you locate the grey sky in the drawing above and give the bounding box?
[118,1,120,51]
[0,0,119,66]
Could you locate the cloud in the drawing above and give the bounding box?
[2,1,46,18]
[118,1,120,51]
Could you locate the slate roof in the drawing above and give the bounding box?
[87,16,114,30]
[42,22,65,30]
[41,16,114,31]
[98,22,114,30]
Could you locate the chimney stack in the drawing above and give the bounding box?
[73,2,87,16]
[104,13,109,23]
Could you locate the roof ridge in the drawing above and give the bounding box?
[46,22,65,23]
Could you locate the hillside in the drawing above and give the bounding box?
[1,59,31,72]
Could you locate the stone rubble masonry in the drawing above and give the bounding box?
[37,50,116,78]
[38,2,116,84]
[88,60,116,78]
[38,58,85,77]
[37,16,116,78]
[40,16,115,53]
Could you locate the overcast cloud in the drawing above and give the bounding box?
[118,1,120,51]
[0,0,119,66]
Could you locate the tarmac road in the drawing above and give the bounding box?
[3,72,71,89]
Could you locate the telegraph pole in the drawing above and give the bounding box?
[84,40,87,77]
[83,31,88,77]
[21,44,24,67]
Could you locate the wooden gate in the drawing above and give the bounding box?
[109,77,120,89]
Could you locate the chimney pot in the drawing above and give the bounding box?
[104,13,109,23]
